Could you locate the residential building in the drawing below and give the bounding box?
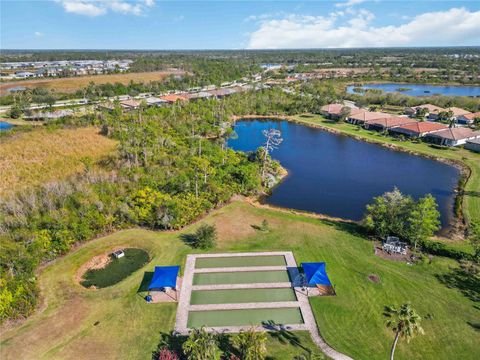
[465,138,480,153]
[388,122,447,138]
[363,116,417,132]
[160,94,189,103]
[404,104,444,118]
[120,99,142,110]
[320,103,360,120]
[145,97,168,107]
[457,111,480,125]
[347,111,392,125]
[424,127,480,146]
[185,91,214,101]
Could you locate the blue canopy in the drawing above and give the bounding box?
[148,266,180,290]
[301,262,332,286]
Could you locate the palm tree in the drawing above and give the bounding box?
[182,327,217,360]
[384,303,424,360]
[232,327,268,360]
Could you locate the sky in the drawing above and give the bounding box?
[1,0,480,50]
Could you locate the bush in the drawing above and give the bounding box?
[192,224,217,249]
[156,348,179,360]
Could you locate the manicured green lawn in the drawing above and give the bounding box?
[190,288,297,305]
[1,201,478,359]
[195,254,286,268]
[291,114,480,228]
[188,307,304,328]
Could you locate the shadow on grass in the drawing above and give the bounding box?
[467,321,480,332]
[179,233,197,248]
[463,190,480,198]
[137,271,154,293]
[262,320,308,352]
[320,219,367,238]
[152,332,187,360]
[435,267,480,302]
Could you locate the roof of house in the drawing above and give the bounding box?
[146,96,168,104]
[466,138,480,145]
[448,107,471,116]
[392,121,447,134]
[412,104,444,113]
[321,103,359,115]
[349,111,392,122]
[364,116,417,128]
[462,111,480,120]
[160,94,189,102]
[185,91,214,100]
[120,99,141,108]
[428,127,480,141]
[208,88,236,97]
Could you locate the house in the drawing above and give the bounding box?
[320,103,360,120]
[120,99,142,110]
[448,107,471,120]
[14,71,35,78]
[185,91,214,101]
[465,138,480,153]
[207,88,236,98]
[456,111,480,125]
[159,94,189,103]
[405,104,445,119]
[97,101,116,112]
[388,121,447,138]
[424,127,480,147]
[347,111,392,125]
[363,116,417,132]
[145,97,168,107]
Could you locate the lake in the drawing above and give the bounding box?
[346,83,480,97]
[0,121,14,131]
[228,119,460,229]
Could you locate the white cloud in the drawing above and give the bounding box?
[247,7,480,49]
[34,31,44,37]
[335,0,368,8]
[57,0,155,17]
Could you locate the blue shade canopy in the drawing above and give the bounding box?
[148,266,180,290]
[301,262,332,286]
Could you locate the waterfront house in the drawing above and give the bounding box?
[363,116,417,132]
[448,107,471,120]
[456,111,480,125]
[347,111,392,125]
[424,127,480,147]
[465,138,480,153]
[321,104,362,120]
[388,121,447,138]
[404,104,444,119]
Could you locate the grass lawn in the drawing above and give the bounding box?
[1,201,478,359]
[291,114,480,228]
[0,71,182,94]
[0,126,117,195]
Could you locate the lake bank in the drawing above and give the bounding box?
[229,119,460,233]
[346,82,480,97]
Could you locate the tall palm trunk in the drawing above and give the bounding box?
[390,331,400,360]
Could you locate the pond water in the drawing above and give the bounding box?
[346,83,480,97]
[81,248,150,288]
[0,121,14,131]
[228,119,460,229]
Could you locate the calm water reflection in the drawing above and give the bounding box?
[228,120,460,229]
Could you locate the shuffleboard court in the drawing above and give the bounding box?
[190,288,297,305]
[195,255,286,268]
[187,307,304,328]
[193,270,291,285]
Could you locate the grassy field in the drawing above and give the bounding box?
[1,201,478,359]
[0,70,182,94]
[291,114,480,227]
[0,127,117,195]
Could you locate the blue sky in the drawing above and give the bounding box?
[1,1,480,49]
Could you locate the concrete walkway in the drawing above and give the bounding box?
[174,252,353,360]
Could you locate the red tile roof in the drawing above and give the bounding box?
[160,94,189,103]
[412,104,444,113]
[429,127,480,141]
[364,116,417,128]
[462,111,480,120]
[448,107,471,116]
[349,111,392,122]
[393,121,447,134]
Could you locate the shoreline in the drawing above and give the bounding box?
[232,114,470,239]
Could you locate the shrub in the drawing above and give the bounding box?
[192,224,217,249]
[156,348,179,360]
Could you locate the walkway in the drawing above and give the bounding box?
[174,252,353,360]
